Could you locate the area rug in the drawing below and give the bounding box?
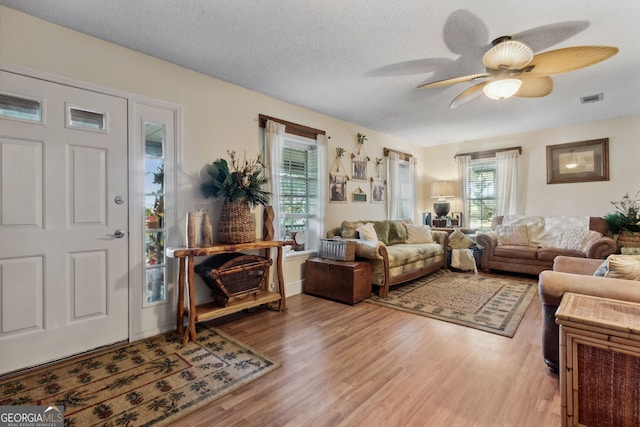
[366,271,537,337]
[0,324,280,426]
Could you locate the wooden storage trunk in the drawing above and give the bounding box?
[195,253,272,304]
[304,257,371,305]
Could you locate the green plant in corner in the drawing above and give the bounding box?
[604,191,640,234]
[200,150,271,208]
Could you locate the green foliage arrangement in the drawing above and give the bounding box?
[200,150,271,208]
[604,191,640,234]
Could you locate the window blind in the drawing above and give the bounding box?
[467,159,496,230]
[280,143,318,233]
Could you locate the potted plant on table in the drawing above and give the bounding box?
[604,191,640,249]
[200,150,271,243]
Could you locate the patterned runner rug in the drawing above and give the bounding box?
[0,324,280,426]
[366,271,537,337]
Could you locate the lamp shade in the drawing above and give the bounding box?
[483,78,522,100]
[430,180,455,200]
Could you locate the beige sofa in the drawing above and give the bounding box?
[476,215,616,275]
[326,220,447,298]
[538,255,640,373]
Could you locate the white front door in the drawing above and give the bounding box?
[0,71,129,373]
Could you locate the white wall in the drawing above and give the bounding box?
[423,115,640,219]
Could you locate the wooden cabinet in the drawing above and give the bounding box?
[304,257,372,305]
[556,293,640,427]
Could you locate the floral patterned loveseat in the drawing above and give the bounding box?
[326,220,447,298]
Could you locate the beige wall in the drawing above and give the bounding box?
[2,7,638,296]
[0,7,426,228]
[0,7,426,297]
[423,115,640,220]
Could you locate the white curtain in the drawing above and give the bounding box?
[386,152,417,222]
[315,134,328,242]
[456,155,471,226]
[264,120,286,240]
[408,156,418,223]
[386,151,401,219]
[495,149,519,216]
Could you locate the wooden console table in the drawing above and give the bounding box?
[167,240,293,344]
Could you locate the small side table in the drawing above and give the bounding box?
[556,293,640,427]
[304,257,372,305]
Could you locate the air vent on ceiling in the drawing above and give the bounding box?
[580,93,604,104]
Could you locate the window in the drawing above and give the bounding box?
[261,114,326,253]
[386,149,417,221]
[0,93,42,122]
[67,105,106,131]
[279,136,320,249]
[144,121,166,305]
[457,147,520,230]
[466,158,496,230]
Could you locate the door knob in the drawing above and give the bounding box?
[112,229,126,238]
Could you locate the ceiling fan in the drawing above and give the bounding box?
[418,36,618,109]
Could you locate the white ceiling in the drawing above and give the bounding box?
[4,1,640,147]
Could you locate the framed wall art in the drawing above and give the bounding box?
[329,172,348,203]
[546,138,609,184]
[371,178,385,203]
[352,187,367,203]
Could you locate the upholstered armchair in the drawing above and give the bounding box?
[538,255,640,373]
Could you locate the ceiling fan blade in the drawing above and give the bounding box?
[514,76,554,98]
[526,46,618,76]
[417,73,489,89]
[482,39,533,70]
[450,82,487,109]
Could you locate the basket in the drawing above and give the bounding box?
[319,239,357,261]
[195,253,272,303]
[617,231,640,249]
[217,199,256,243]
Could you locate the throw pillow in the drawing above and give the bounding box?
[496,224,529,246]
[593,259,609,277]
[405,223,434,244]
[448,229,474,249]
[356,222,378,241]
[372,221,391,245]
[557,228,602,252]
[341,220,365,239]
[387,220,408,245]
[604,255,640,281]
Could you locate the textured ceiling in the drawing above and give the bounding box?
[3,0,639,146]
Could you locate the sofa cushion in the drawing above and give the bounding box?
[604,255,640,280]
[449,229,474,249]
[405,223,434,244]
[494,245,538,260]
[356,222,378,241]
[537,247,586,262]
[496,224,530,246]
[557,228,602,252]
[385,243,443,268]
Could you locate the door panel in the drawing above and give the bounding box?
[0,70,129,374]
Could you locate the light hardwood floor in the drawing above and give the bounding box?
[181,272,562,427]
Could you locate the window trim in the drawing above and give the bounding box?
[259,114,325,139]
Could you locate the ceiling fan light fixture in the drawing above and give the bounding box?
[483,78,523,100]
